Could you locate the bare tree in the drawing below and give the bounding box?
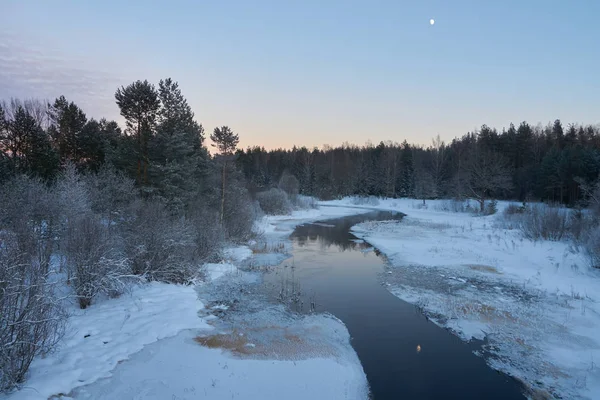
[63,214,132,308]
[465,149,513,212]
[123,200,197,283]
[0,177,65,391]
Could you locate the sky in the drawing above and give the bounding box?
[1,0,599,150]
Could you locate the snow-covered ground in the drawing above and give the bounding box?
[323,197,600,399]
[3,205,371,400]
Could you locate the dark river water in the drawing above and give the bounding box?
[266,210,525,400]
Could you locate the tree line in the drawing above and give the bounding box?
[236,120,600,210]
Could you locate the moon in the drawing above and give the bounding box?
[430,19,435,25]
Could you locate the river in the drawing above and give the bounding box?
[264,210,525,399]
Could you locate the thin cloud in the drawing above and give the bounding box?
[0,31,125,121]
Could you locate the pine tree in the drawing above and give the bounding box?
[3,105,59,179]
[115,80,160,185]
[210,126,239,224]
[47,96,87,163]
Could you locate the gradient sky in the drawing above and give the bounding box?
[1,0,599,150]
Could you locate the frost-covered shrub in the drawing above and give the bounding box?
[294,195,318,210]
[504,203,526,215]
[0,230,66,391]
[519,205,569,241]
[435,199,472,213]
[484,199,498,215]
[224,184,258,241]
[0,175,60,274]
[278,172,299,199]
[256,188,292,215]
[84,167,136,225]
[123,200,197,283]
[584,226,600,269]
[350,196,380,206]
[63,213,133,308]
[189,206,224,262]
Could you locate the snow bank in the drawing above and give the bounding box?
[4,282,209,400]
[72,318,368,400]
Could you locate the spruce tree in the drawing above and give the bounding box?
[150,78,209,211]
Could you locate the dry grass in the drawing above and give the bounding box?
[194,331,254,355]
[251,241,286,254]
[465,264,501,274]
[194,324,335,360]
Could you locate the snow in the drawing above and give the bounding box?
[3,282,209,400]
[223,245,253,263]
[324,197,600,399]
[72,314,368,400]
[204,262,239,282]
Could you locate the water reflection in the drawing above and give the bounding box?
[292,211,403,252]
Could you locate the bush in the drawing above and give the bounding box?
[584,226,600,269]
[223,183,258,241]
[504,202,526,215]
[278,172,299,199]
[189,206,224,262]
[0,230,65,392]
[256,188,292,215]
[350,196,380,206]
[294,195,318,210]
[435,199,474,213]
[84,167,136,225]
[123,200,197,283]
[63,213,132,308]
[519,205,569,241]
[484,199,498,215]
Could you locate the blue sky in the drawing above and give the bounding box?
[1,0,599,149]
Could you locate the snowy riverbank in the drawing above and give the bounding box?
[3,206,371,400]
[323,197,600,399]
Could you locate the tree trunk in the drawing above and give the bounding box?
[220,161,226,224]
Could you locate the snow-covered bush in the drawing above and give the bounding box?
[435,199,475,213]
[484,199,498,215]
[350,196,380,206]
[278,172,299,200]
[123,200,197,283]
[0,176,61,274]
[518,204,570,241]
[584,225,600,269]
[293,195,318,210]
[223,184,258,242]
[0,190,65,392]
[84,166,136,225]
[189,206,224,262]
[256,188,292,215]
[63,213,133,308]
[503,202,526,215]
[0,230,66,391]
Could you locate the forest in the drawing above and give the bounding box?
[236,121,600,209]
